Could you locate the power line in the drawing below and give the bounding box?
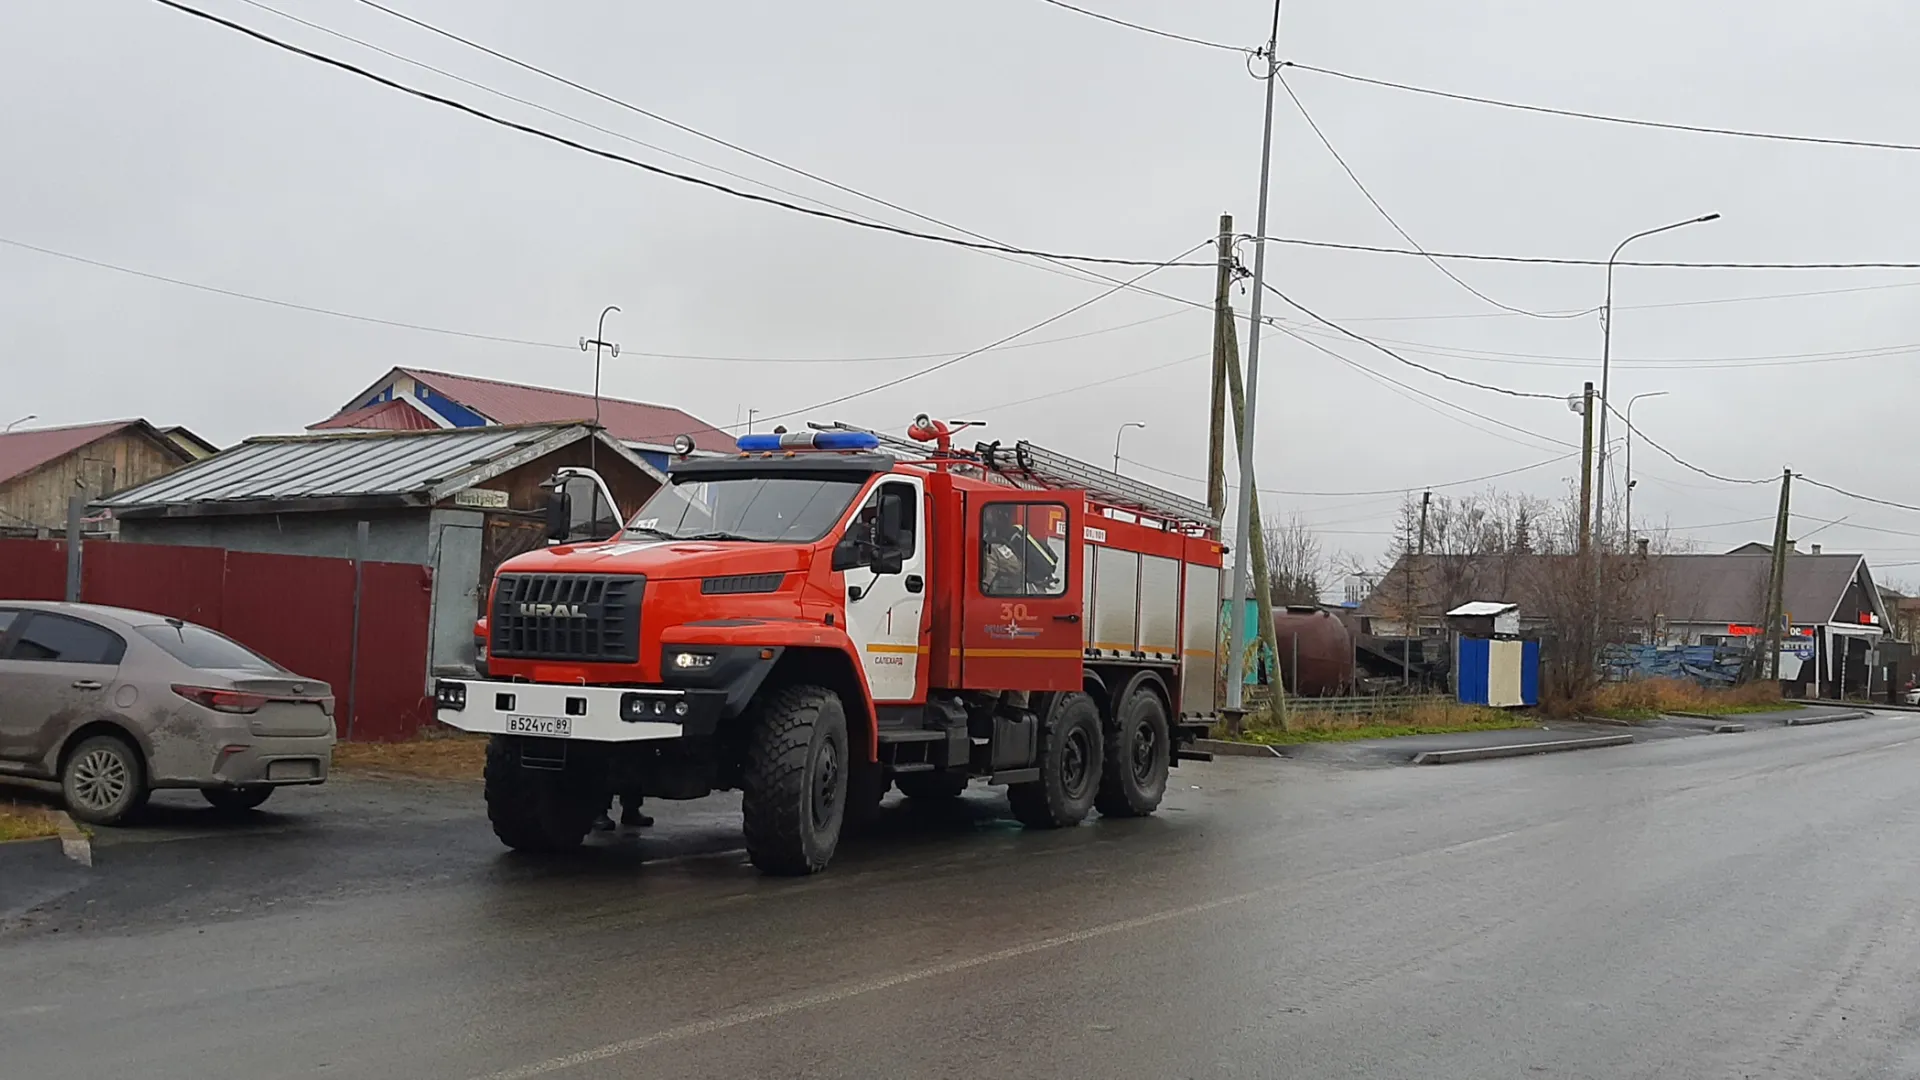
[149,0,1213,270]
[1602,403,1770,486]
[632,310,1197,364]
[1797,476,1920,515]
[1334,278,1920,324]
[1123,449,1579,497]
[1275,324,1576,452]
[1276,73,1586,321]
[1029,0,1251,52]
[0,234,572,350]
[1245,233,1920,271]
[1283,61,1920,154]
[745,240,1210,428]
[1279,320,1920,370]
[344,0,1221,307]
[1262,283,1563,399]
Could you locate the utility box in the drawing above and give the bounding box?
[1448,601,1537,708]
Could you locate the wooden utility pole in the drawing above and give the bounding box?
[1761,468,1793,681]
[1417,490,1432,556]
[1577,381,1596,557]
[1222,313,1287,726]
[1206,214,1233,521]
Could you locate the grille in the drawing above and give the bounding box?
[491,574,644,663]
[702,572,787,595]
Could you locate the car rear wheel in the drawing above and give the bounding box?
[61,733,150,826]
[203,786,275,813]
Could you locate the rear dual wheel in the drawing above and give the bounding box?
[1009,693,1104,829]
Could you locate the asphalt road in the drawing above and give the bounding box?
[8,713,1920,1079]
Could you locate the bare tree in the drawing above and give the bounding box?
[1263,513,1326,607]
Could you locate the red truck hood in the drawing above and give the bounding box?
[500,538,814,581]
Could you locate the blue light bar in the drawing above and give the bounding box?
[737,430,881,453]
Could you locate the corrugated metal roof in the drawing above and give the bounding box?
[0,420,142,485]
[406,368,735,453]
[98,425,587,508]
[307,399,440,432]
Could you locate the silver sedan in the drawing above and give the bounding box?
[0,601,335,824]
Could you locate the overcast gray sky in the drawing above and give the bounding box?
[5,0,1920,581]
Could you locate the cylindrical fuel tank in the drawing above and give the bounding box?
[1271,606,1355,697]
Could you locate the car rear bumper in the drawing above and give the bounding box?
[151,732,335,789]
[433,679,722,742]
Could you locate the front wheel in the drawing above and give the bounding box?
[1009,693,1103,829]
[484,736,598,853]
[203,786,275,813]
[741,684,850,875]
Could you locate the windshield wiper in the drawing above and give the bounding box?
[624,525,674,539]
[681,531,762,542]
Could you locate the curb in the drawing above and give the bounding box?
[1784,710,1871,727]
[1412,734,1634,765]
[53,811,91,868]
[1194,738,1284,759]
[1713,723,1747,734]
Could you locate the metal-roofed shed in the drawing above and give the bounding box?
[95,424,666,680]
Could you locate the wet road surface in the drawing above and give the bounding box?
[8,713,1920,1078]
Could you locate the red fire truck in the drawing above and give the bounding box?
[433,418,1223,875]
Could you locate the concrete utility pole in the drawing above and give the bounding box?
[1577,381,1595,557]
[1417,490,1432,557]
[580,305,621,471]
[1206,214,1234,521]
[1761,468,1793,682]
[1223,314,1286,727]
[1224,0,1285,716]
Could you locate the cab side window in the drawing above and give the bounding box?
[7,613,126,664]
[980,502,1066,598]
[852,482,917,555]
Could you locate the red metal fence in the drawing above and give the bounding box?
[0,539,433,740]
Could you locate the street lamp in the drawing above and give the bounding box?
[1622,390,1669,542]
[4,414,36,432]
[1593,213,1717,552]
[1112,422,1146,474]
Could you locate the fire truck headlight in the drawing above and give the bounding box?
[669,650,716,671]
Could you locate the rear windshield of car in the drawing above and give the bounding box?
[136,624,281,672]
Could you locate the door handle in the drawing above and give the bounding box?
[904,574,924,593]
[71,680,103,690]
[1053,613,1080,623]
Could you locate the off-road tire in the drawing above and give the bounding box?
[741,684,850,875]
[1095,683,1171,818]
[202,786,275,813]
[896,772,968,801]
[1009,693,1103,829]
[61,733,150,826]
[484,736,598,853]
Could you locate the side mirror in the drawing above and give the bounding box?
[870,547,905,576]
[545,488,572,542]
[832,536,866,572]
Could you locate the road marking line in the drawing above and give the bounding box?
[53,811,91,868]
[468,822,1549,1080]
[470,885,1275,1080]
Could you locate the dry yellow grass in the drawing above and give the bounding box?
[1593,678,1787,719]
[1236,699,1533,745]
[0,799,64,843]
[332,730,487,781]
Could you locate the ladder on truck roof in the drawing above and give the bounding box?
[814,421,1219,533]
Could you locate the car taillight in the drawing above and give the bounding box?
[172,685,269,714]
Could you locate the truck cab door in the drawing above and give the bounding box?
[960,491,1083,691]
[840,475,928,703]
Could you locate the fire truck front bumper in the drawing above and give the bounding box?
[432,679,723,742]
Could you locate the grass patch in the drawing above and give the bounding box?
[333,728,486,781]
[1592,679,1793,720]
[1229,700,1535,745]
[0,800,64,843]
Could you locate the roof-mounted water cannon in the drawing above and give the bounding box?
[907,415,985,458]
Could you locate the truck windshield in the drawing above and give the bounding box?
[626,475,867,543]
